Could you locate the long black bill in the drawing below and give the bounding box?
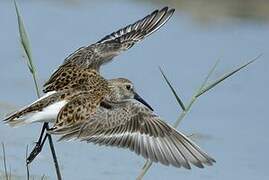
[134,93,154,111]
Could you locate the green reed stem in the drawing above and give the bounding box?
[14,1,62,179]
[1,143,8,180]
[136,55,259,180]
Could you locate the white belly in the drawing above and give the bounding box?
[6,91,69,127]
[26,100,67,124]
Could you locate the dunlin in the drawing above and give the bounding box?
[23,7,175,163]
[4,7,216,168]
[5,77,215,168]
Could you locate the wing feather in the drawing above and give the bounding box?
[98,7,174,44]
[48,95,215,169]
[50,99,215,169]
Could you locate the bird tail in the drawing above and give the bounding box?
[3,91,58,127]
[4,112,34,127]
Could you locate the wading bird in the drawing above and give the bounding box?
[4,7,215,169]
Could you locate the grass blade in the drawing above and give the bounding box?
[14,0,40,97]
[159,67,186,111]
[1,143,8,180]
[136,161,152,180]
[137,60,220,179]
[41,174,46,180]
[137,55,258,179]
[8,166,11,180]
[196,59,220,94]
[196,54,261,98]
[14,0,33,72]
[172,59,220,128]
[14,1,62,179]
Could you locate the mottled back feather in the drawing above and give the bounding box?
[43,7,174,92]
[43,67,106,93]
[4,70,110,124]
[52,91,106,130]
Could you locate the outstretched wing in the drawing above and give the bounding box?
[97,7,174,44]
[43,7,174,92]
[90,6,175,68]
[51,99,215,169]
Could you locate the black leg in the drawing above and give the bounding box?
[26,124,48,164]
[37,123,47,144]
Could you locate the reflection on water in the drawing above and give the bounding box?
[0,0,268,180]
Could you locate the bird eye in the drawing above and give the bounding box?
[125,84,131,90]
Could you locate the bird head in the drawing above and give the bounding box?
[108,78,153,111]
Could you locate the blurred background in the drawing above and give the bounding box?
[0,0,268,179]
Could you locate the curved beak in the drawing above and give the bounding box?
[134,93,154,111]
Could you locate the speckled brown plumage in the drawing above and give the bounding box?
[4,7,216,169]
[53,91,103,130]
[43,67,105,93]
[43,7,175,93]
[5,69,110,125]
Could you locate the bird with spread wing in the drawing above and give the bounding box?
[4,7,215,169]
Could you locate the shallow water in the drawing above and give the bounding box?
[0,0,268,179]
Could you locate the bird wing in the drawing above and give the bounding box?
[43,7,174,92]
[97,6,174,45]
[51,99,215,169]
[90,6,175,69]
